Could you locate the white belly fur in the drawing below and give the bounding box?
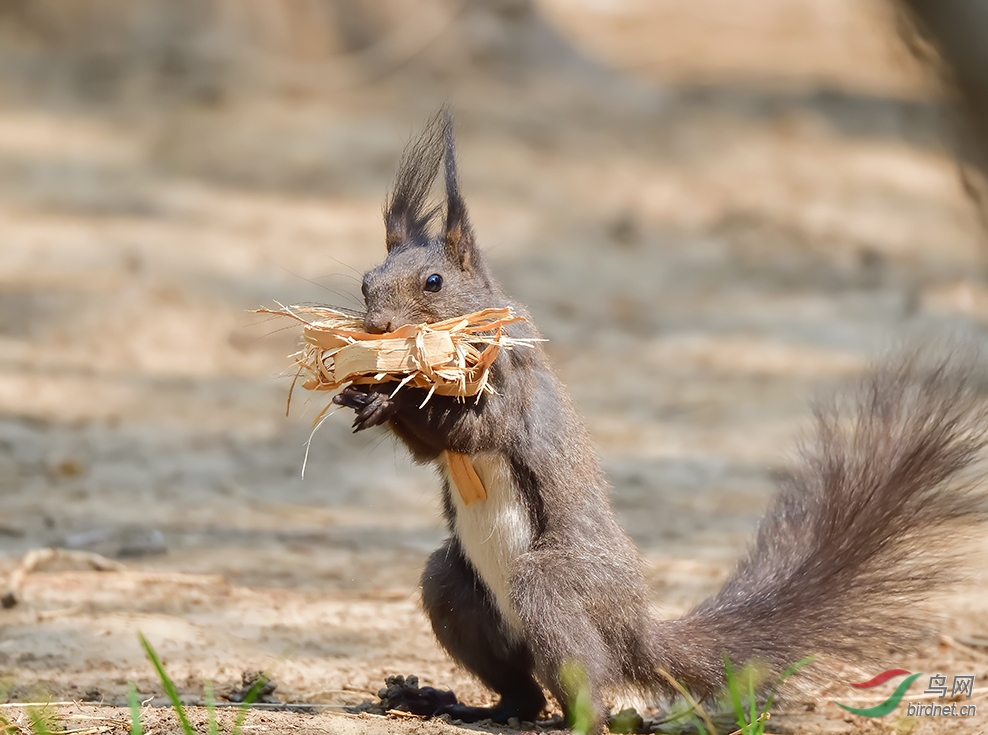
[443,451,533,635]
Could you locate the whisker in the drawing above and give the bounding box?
[245,313,290,326]
[291,301,366,319]
[309,284,364,310]
[313,271,362,286]
[266,258,365,310]
[324,253,367,280]
[250,322,305,343]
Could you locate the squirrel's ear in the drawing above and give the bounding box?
[384,112,445,252]
[442,116,479,272]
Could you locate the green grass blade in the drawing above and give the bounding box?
[204,681,218,735]
[747,665,757,734]
[231,674,271,735]
[26,707,52,735]
[559,660,594,735]
[138,633,195,735]
[127,683,144,735]
[688,713,709,735]
[723,656,747,734]
[763,655,815,713]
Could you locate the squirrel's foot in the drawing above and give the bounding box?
[333,385,398,432]
[384,685,528,724]
[382,682,458,716]
[442,700,536,724]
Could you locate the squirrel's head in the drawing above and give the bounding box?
[361,111,501,334]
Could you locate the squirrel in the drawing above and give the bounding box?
[331,111,988,731]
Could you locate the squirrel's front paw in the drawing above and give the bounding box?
[333,385,398,432]
[332,385,373,410]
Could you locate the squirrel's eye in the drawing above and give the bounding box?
[424,274,443,293]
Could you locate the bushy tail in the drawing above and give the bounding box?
[653,349,988,697]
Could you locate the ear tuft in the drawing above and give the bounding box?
[384,108,480,271]
[384,110,446,252]
[441,113,478,271]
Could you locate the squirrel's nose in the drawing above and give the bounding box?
[364,312,395,335]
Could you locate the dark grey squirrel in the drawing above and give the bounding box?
[331,111,988,732]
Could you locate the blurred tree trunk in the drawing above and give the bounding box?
[898,1,988,166]
[897,0,988,256]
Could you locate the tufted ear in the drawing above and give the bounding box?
[383,111,445,252]
[441,116,479,272]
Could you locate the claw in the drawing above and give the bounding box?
[334,385,374,410]
[333,385,401,432]
[349,391,397,432]
[385,684,458,717]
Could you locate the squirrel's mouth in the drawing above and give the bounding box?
[363,310,419,335]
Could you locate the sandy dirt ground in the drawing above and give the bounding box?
[2,1,988,733]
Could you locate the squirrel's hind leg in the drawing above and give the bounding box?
[511,546,629,734]
[417,538,547,723]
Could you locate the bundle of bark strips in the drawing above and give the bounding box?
[258,304,537,409]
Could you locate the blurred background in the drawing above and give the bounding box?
[1,0,987,726]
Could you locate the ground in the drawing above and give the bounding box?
[2,1,988,734]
